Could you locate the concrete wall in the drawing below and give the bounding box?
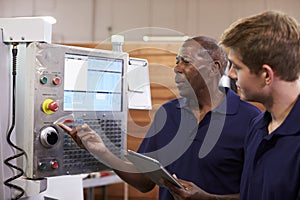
[0,0,299,43]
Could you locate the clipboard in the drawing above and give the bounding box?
[127,58,152,110]
[125,150,184,189]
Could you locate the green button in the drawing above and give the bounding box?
[40,76,48,84]
[39,162,47,170]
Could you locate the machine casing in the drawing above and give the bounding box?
[16,42,128,179]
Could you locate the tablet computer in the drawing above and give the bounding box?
[125,150,184,189]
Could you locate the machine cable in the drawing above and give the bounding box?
[4,43,26,200]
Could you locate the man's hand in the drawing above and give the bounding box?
[58,123,107,155]
[58,123,85,149]
[165,178,210,200]
[166,178,240,200]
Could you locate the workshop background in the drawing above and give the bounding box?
[0,0,298,199]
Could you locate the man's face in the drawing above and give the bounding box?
[227,49,265,102]
[174,41,213,99]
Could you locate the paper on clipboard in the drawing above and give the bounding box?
[127,58,152,110]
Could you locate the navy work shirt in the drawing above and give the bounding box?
[138,89,261,200]
[240,95,300,200]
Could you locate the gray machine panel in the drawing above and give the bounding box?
[16,42,128,179]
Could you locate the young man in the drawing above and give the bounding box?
[219,10,300,200]
[59,36,261,200]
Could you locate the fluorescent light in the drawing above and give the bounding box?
[143,35,189,42]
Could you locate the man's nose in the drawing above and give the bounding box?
[174,63,182,74]
[228,66,237,80]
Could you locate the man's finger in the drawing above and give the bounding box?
[57,123,72,131]
[57,123,77,135]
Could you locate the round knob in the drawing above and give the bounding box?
[40,126,59,147]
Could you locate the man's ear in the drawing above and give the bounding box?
[262,64,273,85]
[214,61,221,70]
[209,61,221,76]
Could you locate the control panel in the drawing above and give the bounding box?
[15,42,128,179]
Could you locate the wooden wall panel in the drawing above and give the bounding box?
[125,45,178,200]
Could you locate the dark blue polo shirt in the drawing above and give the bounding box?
[240,95,300,200]
[138,89,261,200]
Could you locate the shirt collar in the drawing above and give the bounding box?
[176,97,189,109]
[259,95,300,136]
[213,88,240,114]
[175,88,240,115]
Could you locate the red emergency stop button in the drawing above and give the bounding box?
[53,77,61,85]
[42,99,59,114]
[50,160,59,169]
[48,101,59,112]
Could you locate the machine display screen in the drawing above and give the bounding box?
[63,53,123,111]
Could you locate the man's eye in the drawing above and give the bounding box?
[176,56,180,64]
[176,56,190,64]
[232,64,240,70]
[182,58,190,64]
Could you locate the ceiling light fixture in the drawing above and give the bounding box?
[143,35,189,42]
